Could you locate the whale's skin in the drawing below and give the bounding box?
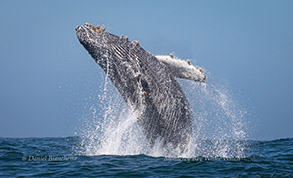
[76,24,192,148]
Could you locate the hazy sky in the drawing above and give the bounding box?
[0,0,292,140]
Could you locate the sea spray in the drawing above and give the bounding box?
[78,68,150,156]
[78,69,248,158]
[179,73,248,158]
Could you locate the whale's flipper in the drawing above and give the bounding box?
[76,23,203,149]
[155,55,206,82]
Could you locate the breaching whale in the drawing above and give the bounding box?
[76,23,206,150]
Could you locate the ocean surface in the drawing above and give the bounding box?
[0,137,292,177]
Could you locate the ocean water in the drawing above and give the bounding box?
[0,137,292,177]
[2,68,292,177]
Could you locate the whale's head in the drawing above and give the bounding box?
[75,23,116,67]
[75,23,105,51]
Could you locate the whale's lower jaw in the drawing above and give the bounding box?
[76,24,192,149]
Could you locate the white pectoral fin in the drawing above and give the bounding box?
[155,55,206,82]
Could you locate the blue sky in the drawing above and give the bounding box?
[0,0,292,140]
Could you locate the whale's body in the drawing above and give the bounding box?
[76,24,205,149]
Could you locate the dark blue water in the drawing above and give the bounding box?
[0,137,292,177]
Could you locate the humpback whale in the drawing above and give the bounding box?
[76,23,206,150]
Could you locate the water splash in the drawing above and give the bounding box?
[78,69,248,158]
[179,73,248,158]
